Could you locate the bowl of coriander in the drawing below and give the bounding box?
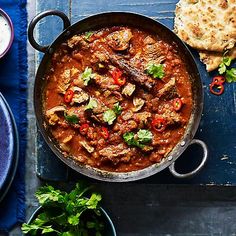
[22,183,117,236]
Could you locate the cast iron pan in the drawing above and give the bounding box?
[28,10,208,182]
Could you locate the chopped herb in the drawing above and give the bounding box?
[137,129,153,143]
[113,102,122,115]
[123,129,153,149]
[218,57,232,74]
[85,98,98,110]
[145,63,165,79]
[64,112,79,124]
[226,68,236,83]
[103,109,116,125]
[80,67,95,86]
[21,183,104,235]
[84,31,93,40]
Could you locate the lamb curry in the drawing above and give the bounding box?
[44,26,193,172]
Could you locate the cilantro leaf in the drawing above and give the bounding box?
[35,185,65,205]
[218,62,226,74]
[226,68,236,83]
[85,98,98,110]
[223,57,232,66]
[84,31,93,40]
[123,129,153,149]
[80,67,95,86]
[145,63,165,79]
[137,129,153,143]
[64,112,79,124]
[103,109,116,125]
[218,56,233,74]
[113,102,122,115]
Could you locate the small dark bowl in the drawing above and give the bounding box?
[0,8,14,58]
[25,206,117,236]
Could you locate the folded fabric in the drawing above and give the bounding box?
[0,0,27,233]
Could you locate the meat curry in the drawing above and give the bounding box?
[44,26,193,172]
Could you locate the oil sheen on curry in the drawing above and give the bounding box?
[44,26,193,172]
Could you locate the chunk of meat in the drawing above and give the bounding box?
[113,119,138,134]
[109,55,155,90]
[155,103,182,126]
[57,69,71,94]
[121,110,133,121]
[122,83,136,96]
[67,35,89,49]
[157,78,178,100]
[86,98,108,124]
[132,97,145,112]
[70,87,89,105]
[143,36,165,64]
[79,140,94,153]
[66,106,87,124]
[94,75,120,91]
[107,29,133,51]
[46,106,66,125]
[99,143,133,164]
[133,112,152,125]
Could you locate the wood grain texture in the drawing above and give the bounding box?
[35,0,236,185]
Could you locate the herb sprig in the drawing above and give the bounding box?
[218,56,236,83]
[123,129,153,148]
[21,183,104,236]
[145,63,165,79]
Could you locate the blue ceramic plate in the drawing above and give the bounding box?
[0,93,19,202]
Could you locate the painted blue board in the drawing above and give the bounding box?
[35,0,236,185]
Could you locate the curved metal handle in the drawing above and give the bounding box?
[169,139,208,178]
[28,10,71,53]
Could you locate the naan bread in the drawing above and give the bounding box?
[174,0,236,52]
[199,47,236,72]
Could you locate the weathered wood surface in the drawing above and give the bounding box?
[35,0,236,185]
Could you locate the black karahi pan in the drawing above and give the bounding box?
[28,10,208,182]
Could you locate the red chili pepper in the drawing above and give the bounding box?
[172,98,183,111]
[111,68,126,86]
[212,76,225,85]
[101,127,109,139]
[151,118,166,133]
[64,89,74,103]
[80,124,89,135]
[209,76,225,96]
[210,83,224,96]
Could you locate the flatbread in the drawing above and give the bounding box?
[199,47,236,72]
[174,0,236,52]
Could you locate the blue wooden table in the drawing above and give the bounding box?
[35,0,236,185]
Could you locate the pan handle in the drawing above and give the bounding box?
[169,139,208,178]
[28,10,71,53]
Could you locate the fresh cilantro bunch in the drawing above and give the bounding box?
[123,129,153,148]
[145,63,165,79]
[21,183,104,236]
[218,56,236,83]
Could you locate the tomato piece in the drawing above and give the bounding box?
[111,68,126,86]
[151,118,166,133]
[101,127,109,139]
[172,98,183,111]
[64,89,74,103]
[79,124,89,135]
[212,76,225,85]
